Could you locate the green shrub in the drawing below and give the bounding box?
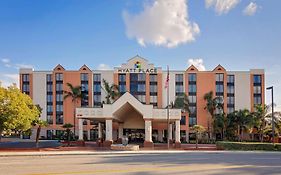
[216,141,280,151]
[274,144,281,151]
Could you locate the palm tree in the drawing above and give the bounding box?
[102,79,120,104]
[191,125,206,149]
[63,123,74,146]
[33,105,48,148]
[236,109,254,142]
[252,104,270,142]
[173,94,190,113]
[213,113,226,140]
[64,83,83,138]
[203,91,223,139]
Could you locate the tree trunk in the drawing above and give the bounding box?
[73,101,76,139]
[0,129,3,142]
[196,133,198,149]
[36,126,41,148]
[238,125,240,142]
[67,130,71,146]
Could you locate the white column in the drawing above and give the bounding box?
[175,120,180,143]
[158,130,163,142]
[78,119,83,140]
[87,130,90,141]
[185,130,189,143]
[145,120,152,142]
[118,123,124,138]
[168,123,173,141]
[98,122,102,139]
[105,119,113,141]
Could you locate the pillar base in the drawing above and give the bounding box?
[175,142,181,148]
[143,141,154,148]
[116,138,122,144]
[104,140,113,147]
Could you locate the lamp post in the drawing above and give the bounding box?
[266,86,275,143]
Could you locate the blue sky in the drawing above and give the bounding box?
[0,0,280,110]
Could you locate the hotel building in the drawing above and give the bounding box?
[20,56,265,147]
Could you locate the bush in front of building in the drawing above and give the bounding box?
[216,141,281,151]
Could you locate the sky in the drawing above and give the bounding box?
[0,0,280,110]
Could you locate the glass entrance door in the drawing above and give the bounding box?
[123,129,145,143]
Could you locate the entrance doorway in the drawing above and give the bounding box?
[123,129,145,143]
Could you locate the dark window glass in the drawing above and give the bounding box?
[188,73,196,82]
[253,75,261,84]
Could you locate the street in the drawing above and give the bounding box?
[0,151,281,175]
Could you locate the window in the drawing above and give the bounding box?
[138,74,146,81]
[150,84,157,93]
[216,96,224,104]
[56,104,63,112]
[176,84,184,93]
[188,74,196,82]
[175,74,183,82]
[93,84,101,93]
[188,95,196,104]
[189,84,196,93]
[150,74,157,82]
[227,86,234,94]
[228,107,235,114]
[47,94,53,102]
[180,116,186,125]
[227,96,235,105]
[47,105,53,113]
[216,84,224,93]
[22,74,29,82]
[94,95,101,107]
[253,75,261,84]
[22,84,29,92]
[216,73,224,82]
[47,115,53,124]
[118,74,126,82]
[137,84,146,92]
[47,84,53,92]
[254,86,261,94]
[254,96,262,105]
[81,83,89,92]
[119,84,126,93]
[56,84,63,91]
[56,115,63,125]
[93,74,101,82]
[189,117,196,127]
[47,74,52,82]
[81,73,88,81]
[150,96,157,103]
[55,73,63,81]
[119,74,126,82]
[227,75,234,83]
[56,94,63,102]
[189,106,196,114]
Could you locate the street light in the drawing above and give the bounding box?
[266,86,275,143]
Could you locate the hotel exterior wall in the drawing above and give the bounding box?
[19,56,265,140]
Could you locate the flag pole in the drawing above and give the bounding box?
[167,65,170,149]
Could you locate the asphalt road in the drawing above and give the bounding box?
[0,151,281,175]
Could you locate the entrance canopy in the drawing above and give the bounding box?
[76,92,181,122]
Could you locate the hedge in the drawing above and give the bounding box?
[216,141,281,151]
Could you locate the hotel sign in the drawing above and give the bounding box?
[117,61,158,73]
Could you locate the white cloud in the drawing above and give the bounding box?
[14,63,34,69]
[97,64,111,70]
[0,74,19,88]
[188,58,206,71]
[1,58,11,67]
[243,2,258,16]
[123,0,200,48]
[205,0,240,15]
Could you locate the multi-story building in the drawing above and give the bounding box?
[19,55,265,147]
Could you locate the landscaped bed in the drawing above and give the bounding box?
[216,141,281,151]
